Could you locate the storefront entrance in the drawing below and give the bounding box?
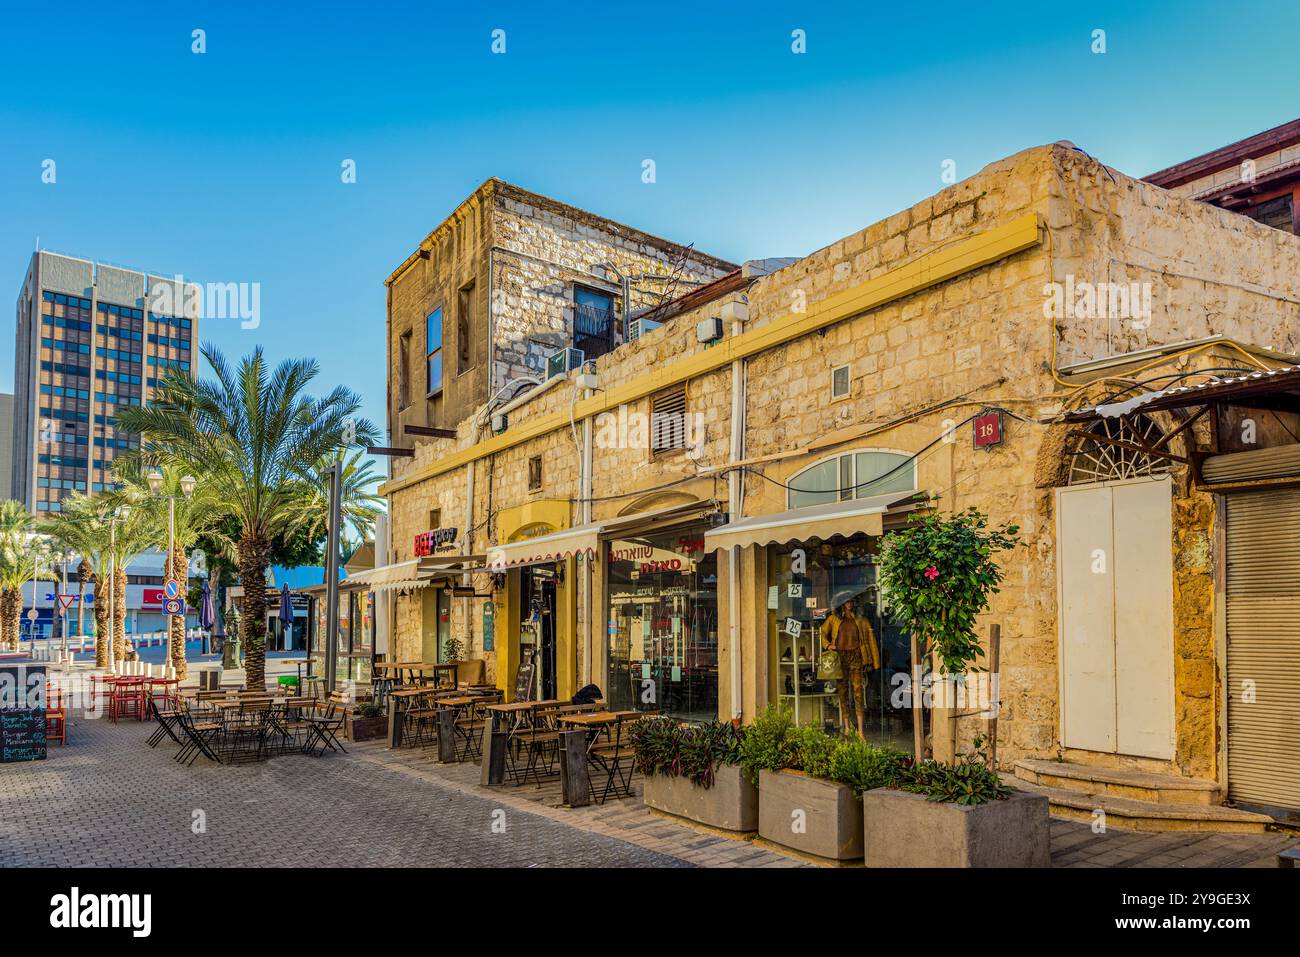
[766,535,913,751]
[606,525,718,722]
[520,566,557,701]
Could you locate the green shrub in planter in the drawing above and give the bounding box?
[830,738,909,795]
[736,704,798,784]
[355,703,385,719]
[898,756,1013,806]
[630,716,744,789]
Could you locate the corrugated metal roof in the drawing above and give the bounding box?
[1069,365,1300,420]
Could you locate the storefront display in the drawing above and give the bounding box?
[606,526,718,722]
[519,566,557,700]
[767,534,913,751]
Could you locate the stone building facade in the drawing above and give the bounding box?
[384,178,735,439]
[377,143,1300,822]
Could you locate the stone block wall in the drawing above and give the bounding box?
[382,143,1300,780]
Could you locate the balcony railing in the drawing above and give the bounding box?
[574,302,615,359]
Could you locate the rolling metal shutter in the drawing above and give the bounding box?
[1204,444,1300,484]
[1225,487,1300,815]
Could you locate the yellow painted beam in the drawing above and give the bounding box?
[380,212,1041,496]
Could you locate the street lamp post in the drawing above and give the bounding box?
[107,505,130,674]
[148,467,196,679]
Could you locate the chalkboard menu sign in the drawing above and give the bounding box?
[514,648,536,703]
[1,709,46,762]
[1,662,47,762]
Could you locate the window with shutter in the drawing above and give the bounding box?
[650,386,688,456]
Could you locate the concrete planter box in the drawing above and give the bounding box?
[758,769,863,861]
[346,715,387,742]
[642,764,758,832]
[863,788,1050,868]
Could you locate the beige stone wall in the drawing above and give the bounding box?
[490,187,733,390]
[382,143,1300,783]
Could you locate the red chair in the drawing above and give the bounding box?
[89,675,111,714]
[149,677,181,711]
[111,677,147,722]
[46,685,67,746]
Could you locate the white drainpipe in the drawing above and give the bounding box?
[726,302,748,721]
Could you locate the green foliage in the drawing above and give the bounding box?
[736,705,910,794]
[898,757,1014,806]
[736,703,799,784]
[829,738,910,796]
[630,716,745,789]
[443,635,465,663]
[789,724,839,779]
[878,505,1020,674]
[355,703,385,719]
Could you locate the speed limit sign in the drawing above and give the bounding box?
[164,597,185,616]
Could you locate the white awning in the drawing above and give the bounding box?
[704,492,915,552]
[486,523,603,570]
[341,560,428,595]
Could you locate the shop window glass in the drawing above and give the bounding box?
[606,527,718,723]
[768,536,914,750]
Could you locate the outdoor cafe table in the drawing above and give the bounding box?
[479,700,560,785]
[386,687,441,749]
[433,693,501,763]
[554,711,641,807]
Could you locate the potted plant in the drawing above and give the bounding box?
[877,506,1019,762]
[631,717,756,832]
[346,702,387,742]
[863,742,1050,868]
[740,704,907,862]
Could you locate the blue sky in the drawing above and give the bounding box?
[3,0,1297,476]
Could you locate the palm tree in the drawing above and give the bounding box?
[41,494,154,666]
[112,460,224,679]
[306,449,384,545]
[76,558,91,636]
[0,501,52,652]
[41,497,111,664]
[115,346,375,690]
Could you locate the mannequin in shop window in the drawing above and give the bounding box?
[822,597,880,739]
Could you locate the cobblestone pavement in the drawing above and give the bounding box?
[2,710,1295,868]
[0,712,692,868]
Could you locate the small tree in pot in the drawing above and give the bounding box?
[878,506,1019,762]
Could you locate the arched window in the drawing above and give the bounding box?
[1067,414,1173,485]
[787,449,916,509]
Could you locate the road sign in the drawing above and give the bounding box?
[56,595,77,612]
[25,609,38,621]
[164,597,185,617]
[164,579,181,600]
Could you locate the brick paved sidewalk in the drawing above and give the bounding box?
[1,710,1294,868]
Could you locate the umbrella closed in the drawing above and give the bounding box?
[199,578,216,655]
[279,584,294,651]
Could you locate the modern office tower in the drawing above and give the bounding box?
[12,251,199,511]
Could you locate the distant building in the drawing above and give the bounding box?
[11,251,200,511]
[0,392,12,500]
[1145,117,1300,234]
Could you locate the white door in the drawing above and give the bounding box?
[1057,476,1175,760]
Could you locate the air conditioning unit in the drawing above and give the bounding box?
[546,347,585,380]
[628,317,663,341]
